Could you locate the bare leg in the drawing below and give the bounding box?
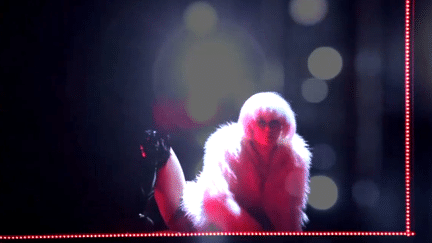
[153,148,186,228]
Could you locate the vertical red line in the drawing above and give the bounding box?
[404,0,413,236]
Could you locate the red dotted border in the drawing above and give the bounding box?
[0,0,414,240]
[0,231,417,240]
[404,0,413,237]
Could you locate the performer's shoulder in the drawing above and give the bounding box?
[202,122,242,174]
[207,122,243,140]
[280,133,312,169]
[204,122,243,152]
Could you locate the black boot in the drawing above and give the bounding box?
[138,130,171,230]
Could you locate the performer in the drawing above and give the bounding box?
[140,92,311,232]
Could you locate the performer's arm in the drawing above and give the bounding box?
[264,161,308,231]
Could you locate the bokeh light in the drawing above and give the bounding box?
[152,97,196,131]
[308,47,343,80]
[289,0,328,26]
[308,175,338,210]
[186,93,219,123]
[183,41,245,90]
[152,16,266,129]
[195,126,216,147]
[352,179,380,208]
[183,40,246,123]
[301,78,328,103]
[312,143,336,170]
[184,1,218,36]
[231,78,256,110]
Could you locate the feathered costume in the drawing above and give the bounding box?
[180,122,311,231]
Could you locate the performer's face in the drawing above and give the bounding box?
[252,111,284,146]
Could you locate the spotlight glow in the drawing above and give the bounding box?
[308,47,343,80]
[184,2,218,36]
[183,41,244,92]
[231,78,255,110]
[195,127,215,147]
[261,60,285,91]
[308,175,338,210]
[183,40,246,123]
[301,78,328,103]
[186,93,219,123]
[289,0,328,26]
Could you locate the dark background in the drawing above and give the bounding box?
[0,0,429,242]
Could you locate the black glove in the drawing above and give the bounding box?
[140,130,171,171]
